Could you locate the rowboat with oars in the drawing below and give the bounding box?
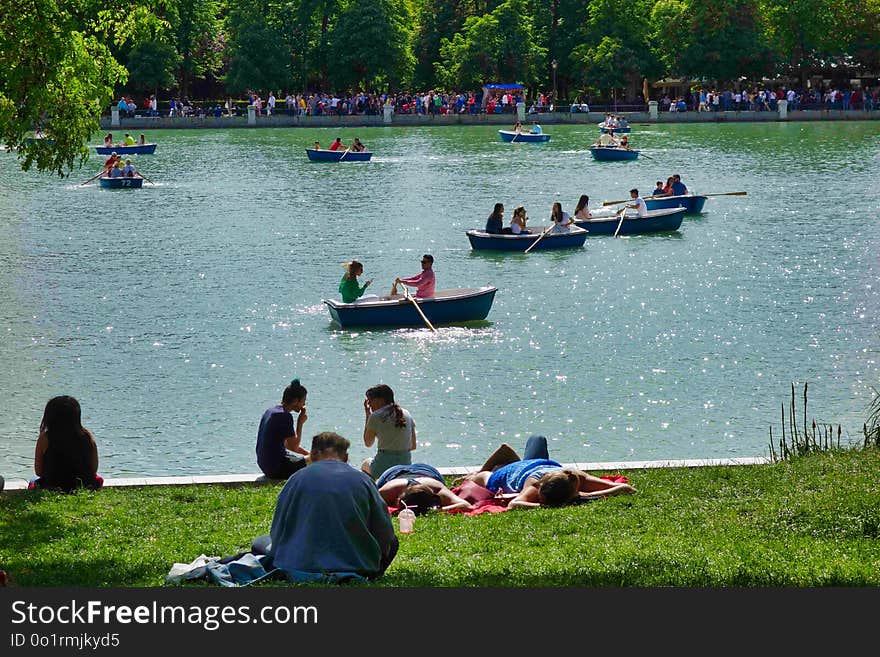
[324,287,497,328]
[306,148,372,162]
[573,207,686,236]
[598,123,631,134]
[465,227,587,251]
[644,194,707,214]
[590,146,639,161]
[498,130,551,143]
[95,144,157,155]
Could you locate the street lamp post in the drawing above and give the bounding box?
[551,59,558,110]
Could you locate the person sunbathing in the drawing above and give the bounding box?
[375,463,473,514]
[464,435,635,509]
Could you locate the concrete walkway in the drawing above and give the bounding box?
[1,456,771,492]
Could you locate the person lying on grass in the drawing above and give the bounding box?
[464,435,635,509]
[375,463,473,514]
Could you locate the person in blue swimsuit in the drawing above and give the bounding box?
[465,435,635,509]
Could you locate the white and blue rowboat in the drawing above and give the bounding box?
[99,175,144,189]
[95,144,157,155]
[324,286,497,328]
[573,207,685,235]
[644,194,707,214]
[590,146,639,161]
[498,130,551,143]
[466,227,587,251]
[305,148,372,162]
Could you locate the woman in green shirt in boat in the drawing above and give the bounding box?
[339,259,375,303]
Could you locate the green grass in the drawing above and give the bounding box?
[2,449,879,587]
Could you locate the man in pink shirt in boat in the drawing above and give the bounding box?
[394,254,435,298]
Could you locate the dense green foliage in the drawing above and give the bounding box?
[3,0,880,174]
[2,449,879,587]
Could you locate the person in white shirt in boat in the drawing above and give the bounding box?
[509,206,530,234]
[594,130,617,147]
[624,188,648,218]
[549,202,573,233]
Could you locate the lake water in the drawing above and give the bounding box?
[1,122,879,479]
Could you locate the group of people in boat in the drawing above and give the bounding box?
[512,121,543,134]
[484,197,601,235]
[338,254,435,303]
[314,136,367,152]
[599,113,629,130]
[593,130,630,149]
[650,174,688,197]
[101,152,139,178]
[103,132,147,147]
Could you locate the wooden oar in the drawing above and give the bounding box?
[402,287,437,332]
[138,172,156,185]
[80,170,104,186]
[613,207,628,238]
[523,224,554,254]
[602,190,747,206]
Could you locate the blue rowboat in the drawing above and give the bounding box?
[466,227,587,251]
[590,147,639,161]
[99,175,144,189]
[95,144,157,155]
[598,123,631,134]
[644,194,707,214]
[306,148,373,162]
[573,207,686,236]
[498,130,551,143]
[324,286,497,328]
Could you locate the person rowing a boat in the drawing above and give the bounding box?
[594,130,617,148]
[123,133,136,146]
[623,188,648,218]
[329,137,346,152]
[103,152,120,174]
[549,202,573,233]
[394,254,435,298]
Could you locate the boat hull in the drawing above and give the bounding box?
[590,147,639,161]
[324,287,497,328]
[498,130,551,143]
[99,176,144,189]
[95,144,157,155]
[574,207,685,235]
[466,228,587,251]
[598,124,631,133]
[306,148,372,162]
[644,194,707,214]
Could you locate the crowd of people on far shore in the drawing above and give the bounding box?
[661,85,880,113]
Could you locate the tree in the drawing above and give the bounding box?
[169,0,222,96]
[0,0,127,176]
[436,0,545,89]
[651,0,774,84]
[225,1,293,95]
[326,0,416,90]
[126,39,178,93]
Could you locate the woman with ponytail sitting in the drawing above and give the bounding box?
[362,384,417,480]
[339,259,377,304]
[256,379,310,480]
[31,396,102,492]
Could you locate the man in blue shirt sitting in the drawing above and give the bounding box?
[671,174,688,196]
[530,122,542,134]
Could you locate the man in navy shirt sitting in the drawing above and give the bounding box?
[671,174,688,196]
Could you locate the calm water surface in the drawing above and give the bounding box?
[1,122,879,478]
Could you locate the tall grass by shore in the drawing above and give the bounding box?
[2,448,878,587]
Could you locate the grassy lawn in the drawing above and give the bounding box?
[2,449,879,587]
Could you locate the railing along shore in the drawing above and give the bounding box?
[100,108,880,130]
[1,456,771,492]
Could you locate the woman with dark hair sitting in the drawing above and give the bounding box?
[31,396,102,492]
[362,384,417,480]
[375,463,473,514]
[256,378,310,479]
